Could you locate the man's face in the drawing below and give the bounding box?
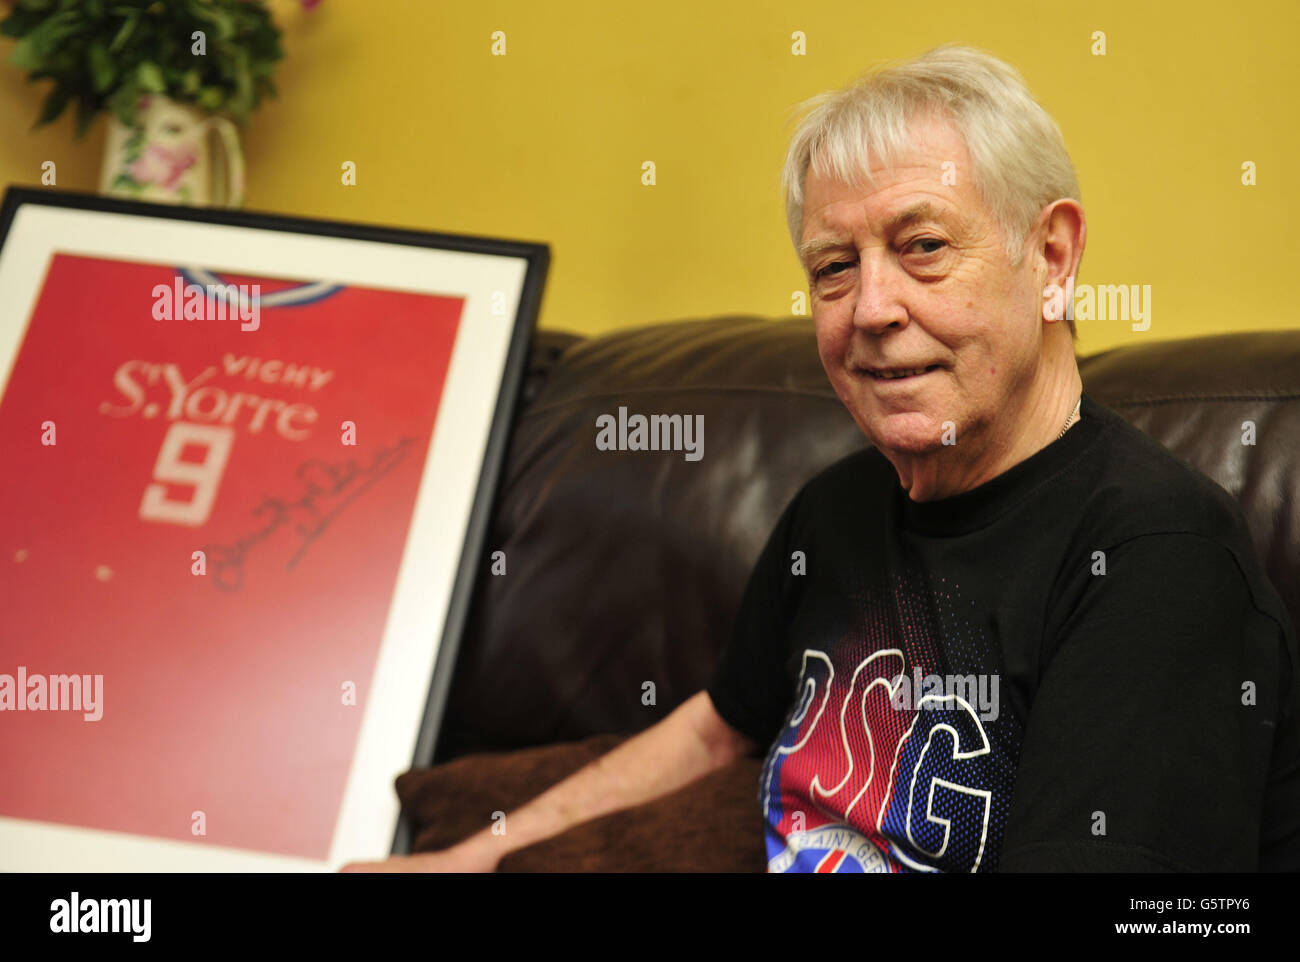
[800,113,1046,464]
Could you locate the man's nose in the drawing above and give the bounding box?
[852,254,909,333]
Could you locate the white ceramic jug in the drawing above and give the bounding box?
[99,94,244,207]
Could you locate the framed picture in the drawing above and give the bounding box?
[0,187,548,871]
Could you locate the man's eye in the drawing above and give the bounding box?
[906,237,947,255]
[815,261,854,279]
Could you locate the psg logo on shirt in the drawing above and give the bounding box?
[768,824,890,873]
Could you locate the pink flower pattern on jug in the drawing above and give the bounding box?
[126,142,199,190]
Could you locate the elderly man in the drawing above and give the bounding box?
[347,44,1299,873]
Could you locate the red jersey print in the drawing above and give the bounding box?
[0,252,463,859]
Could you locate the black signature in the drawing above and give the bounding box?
[202,436,418,591]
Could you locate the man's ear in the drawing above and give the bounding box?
[1036,199,1086,294]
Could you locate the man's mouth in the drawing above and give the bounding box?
[864,365,941,381]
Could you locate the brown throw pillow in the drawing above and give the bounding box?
[396,734,628,854]
[395,733,767,872]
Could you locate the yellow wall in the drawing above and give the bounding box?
[2,0,1296,353]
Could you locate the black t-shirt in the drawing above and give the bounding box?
[707,393,1300,872]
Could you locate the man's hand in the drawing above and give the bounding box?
[339,838,500,873]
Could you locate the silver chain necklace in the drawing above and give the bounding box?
[1058,395,1082,440]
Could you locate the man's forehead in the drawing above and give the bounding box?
[799,115,976,245]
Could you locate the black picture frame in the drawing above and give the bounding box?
[0,186,549,869]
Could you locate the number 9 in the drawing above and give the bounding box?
[139,422,235,527]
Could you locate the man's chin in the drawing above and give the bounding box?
[860,413,946,455]
[873,437,946,461]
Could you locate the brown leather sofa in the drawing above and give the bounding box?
[396,315,1300,871]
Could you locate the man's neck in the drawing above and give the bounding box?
[893,369,1083,504]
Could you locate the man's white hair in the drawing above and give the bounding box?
[781,44,1081,336]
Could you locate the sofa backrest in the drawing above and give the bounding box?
[434,316,1300,761]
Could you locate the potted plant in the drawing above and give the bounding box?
[1,0,315,206]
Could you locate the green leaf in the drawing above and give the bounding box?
[74,95,99,139]
[1,6,54,37]
[232,46,250,100]
[108,76,141,127]
[122,125,145,163]
[136,60,164,92]
[181,67,200,95]
[190,3,235,41]
[108,12,138,52]
[20,9,81,59]
[88,41,115,93]
[7,36,46,70]
[33,84,71,128]
[196,85,223,110]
